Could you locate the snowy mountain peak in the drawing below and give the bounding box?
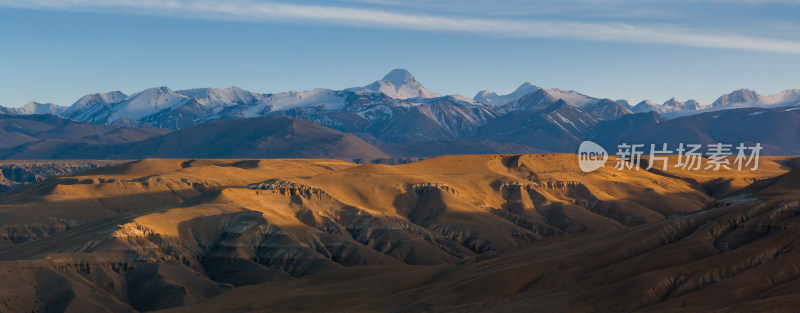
[474,82,541,106]
[632,98,709,116]
[545,88,598,107]
[663,97,683,107]
[631,100,661,113]
[474,90,497,99]
[712,88,760,107]
[498,88,558,112]
[175,87,265,114]
[70,91,127,109]
[11,102,68,115]
[105,86,190,123]
[352,69,440,100]
[475,84,596,108]
[62,91,127,121]
[150,86,174,94]
[582,99,633,120]
[513,82,539,94]
[177,86,256,102]
[683,99,706,110]
[131,86,191,101]
[382,69,416,86]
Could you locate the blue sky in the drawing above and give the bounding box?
[1,0,799,107]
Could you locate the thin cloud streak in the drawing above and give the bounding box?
[2,0,800,54]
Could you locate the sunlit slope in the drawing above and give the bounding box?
[0,155,792,312]
[165,166,800,313]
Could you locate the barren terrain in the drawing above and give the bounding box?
[0,154,796,312]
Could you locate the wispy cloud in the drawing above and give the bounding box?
[2,0,800,54]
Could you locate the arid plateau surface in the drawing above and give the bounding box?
[0,154,799,312]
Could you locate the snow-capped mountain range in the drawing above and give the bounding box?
[0,101,68,116]
[2,69,799,138]
[664,88,800,118]
[3,69,800,158]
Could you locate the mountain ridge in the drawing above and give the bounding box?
[1,70,799,158]
[5,70,796,129]
[3,101,800,159]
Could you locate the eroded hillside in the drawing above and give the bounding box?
[0,155,793,312]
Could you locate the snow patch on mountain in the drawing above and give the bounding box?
[473,82,541,106]
[582,99,633,120]
[757,89,800,107]
[7,102,68,115]
[709,89,799,110]
[107,87,190,123]
[683,99,706,110]
[632,98,707,116]
[546,88,598,107]
[667,89,800,118]
[474,84,598,108]
[70,91,127,111]
[393,95,480,109]
[712,89,760,107]
[240,89,346,118]
[177,87,264,114]
[448,94,479,105]
[62,91,127,121]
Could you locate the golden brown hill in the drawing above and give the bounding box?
[0,154,794,312]
[167,168,800,313]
